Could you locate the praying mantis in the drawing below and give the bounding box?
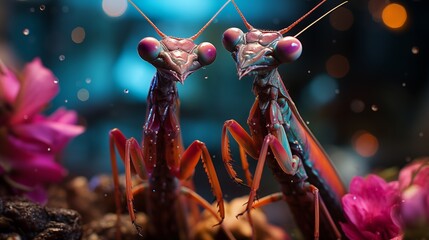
[221,0,348,239]
[109,0,232,239]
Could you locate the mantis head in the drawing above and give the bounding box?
[138,37,216,83]
[222,28,302,79]
[129,0,230,84]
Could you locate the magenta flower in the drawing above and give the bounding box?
[0,58,84,203]
[397,158,429,229]
[340,174,403,240]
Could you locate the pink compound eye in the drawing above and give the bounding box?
[222,27,244,52]
[274,36,302,63]
[138,37,161,61]
[197,42,216,66]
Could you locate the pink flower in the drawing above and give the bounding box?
[0,58,84,203]
[340,174,403,240]
[397,158,429,229]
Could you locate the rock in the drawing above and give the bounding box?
[0,197,82,240]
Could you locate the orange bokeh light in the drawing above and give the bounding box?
[382,3,407,29]
[353,131,379,157]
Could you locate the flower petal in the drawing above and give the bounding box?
[0,59,20,103]
[10,58,59,124]
[340,221,365,240]
[399,158,429,189]
[10,153,66,184]
[10,113,84,153]
[47,107,79,124]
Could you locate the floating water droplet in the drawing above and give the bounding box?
[411,46,419,54]
[371,105,378,111]
[53,79,59,84]
[47,147,51,152]
[307,70,311,74]
[402,82,406,87]
[39,5,46,11]
[22,28,30,36]
[306,121,310,125]
[419,132,424,137]
[352,195,357,200]
[104,193,107,197]
[335,89,340,94]
[204,76,208,79]
[59,55,65,61]
[212,155,216,158]
[124,89,129,94]
[85,78,91,84]
[64,99,68,103]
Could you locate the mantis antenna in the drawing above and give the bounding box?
[230,0,254,30]
[293,1,349,37]
[127,0,167,38]
[128,0,231,40]
[190,0,232,40]
[279,0,327,34]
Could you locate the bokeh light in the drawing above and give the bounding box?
[308,74,338,106]
[353,131,379,157]
[102,0,127,17]
[77,88,90,102]
[350,99,365,113]
[326,54,350,78]
[22,28,29,36]
[411,46,419,54]
[368,0,386,22]
[329,7,354,31]
[382,3,407,29]
[71,27,86,44]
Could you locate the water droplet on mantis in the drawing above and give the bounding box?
[22,28,30,36]
[371,105,378,111]
[39,5,46,11]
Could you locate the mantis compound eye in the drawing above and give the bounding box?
[197,42,217,66]
[274,36,302,63]
[138,37,161,62]
[222,27,244,52]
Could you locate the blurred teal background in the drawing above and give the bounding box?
[1,0,428,206]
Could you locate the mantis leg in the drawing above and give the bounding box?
[222,120,258,185]
[250,192,284,209]
[307,184,341,240]
[110,129,148,237]
[178,140,225,224]
[124,137,148,236]
[237,134,299,237]
[180,187,236,240]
